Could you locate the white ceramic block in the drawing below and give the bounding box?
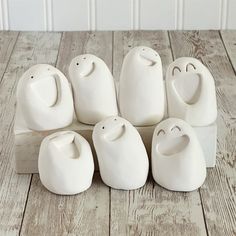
[119,46,165,126]
[194,123,217,168]
[166,57,217,126]
[38,131,94,195]
[92,116,149,190]
[152,118,206,192]
[69,54,118,125]
[16,64,74,131]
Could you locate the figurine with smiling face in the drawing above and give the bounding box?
[69,54,118,125]
[166,57,217,126]
[119,46,165,126]
[152,118,206,192]
[16,64,74,131]
[92,116,149,190]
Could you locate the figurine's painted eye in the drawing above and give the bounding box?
[172,66,181,76]
[171,126,181,132]
[30,76,34,79]
[76,62,79,65]
[186,63,196,72]
[102,126,105,129]
[83,57,86,60]
[157,129,165,136]
[114,118,117,121]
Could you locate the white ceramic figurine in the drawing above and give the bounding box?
[152,118,206,192]
[166,57,217,126]
[69,54,118,125]
[119,46,165,126]
[92,116,149,190]
[38,131,94,195]
[16,64,74,131]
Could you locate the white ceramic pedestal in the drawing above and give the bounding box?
[14,110,216,173]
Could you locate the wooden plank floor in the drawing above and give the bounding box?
[0,30,235,235]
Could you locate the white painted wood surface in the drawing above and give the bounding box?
[1,0,236,30]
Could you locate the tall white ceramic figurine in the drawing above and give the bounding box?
[69,54,118,124]
[152,118,206,192]
[16,64,74,131]
[166,57,217,126]
[119,46,165,126]
[92,116,149,190]
[38,131,94,195]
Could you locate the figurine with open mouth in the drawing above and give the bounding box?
[16,64,74,131]
[166,57,217,126]
[151,118,206,192]
[92,116,149,190]
[69,54,118,125]
[38,131,94,195]
[119,46,165,126]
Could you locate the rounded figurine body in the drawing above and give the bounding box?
[38,131,94,195]
[152,118,206,192]
[92,116,149,190]
[119,46,165,126]
[16,64,74,131]
[166,57,217,126]
[69,54,118,125]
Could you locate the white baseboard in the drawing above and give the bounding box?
[1,0,236,31]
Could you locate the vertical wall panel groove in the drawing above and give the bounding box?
[177,0,183,30]
[132,0,140,30]
[2,0,9,30]
[90,0,96,30]
[220,0,228,29]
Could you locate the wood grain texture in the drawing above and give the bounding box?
[0,32,61,235]
[20,32,112,235]
[111,31,207,236]
[20,173,109,236]
[0,32,18,81]
[169,30,236,236]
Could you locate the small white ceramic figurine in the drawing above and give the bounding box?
[38,131,94,195]
[69,54,118,125]
[152,118,206,192]
[16,64,74,131]
[92,116,149,190]
[119,46,165,126]
[166,57,217,126]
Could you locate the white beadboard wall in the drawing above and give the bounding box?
[1,0,236,31]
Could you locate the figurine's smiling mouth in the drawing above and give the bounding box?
[105,124,126,141]
[157,135,189,156]
[173,73,202,105]
[80,62,95,77]
[139,54,157,66]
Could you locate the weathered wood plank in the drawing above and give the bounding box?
[20,174,109,236]
[20,32,111,236]
[0,32,61,235]
[0,32,18,81]
[169,30,236,236]
[111,31,207,236]
[220,31,236,72]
